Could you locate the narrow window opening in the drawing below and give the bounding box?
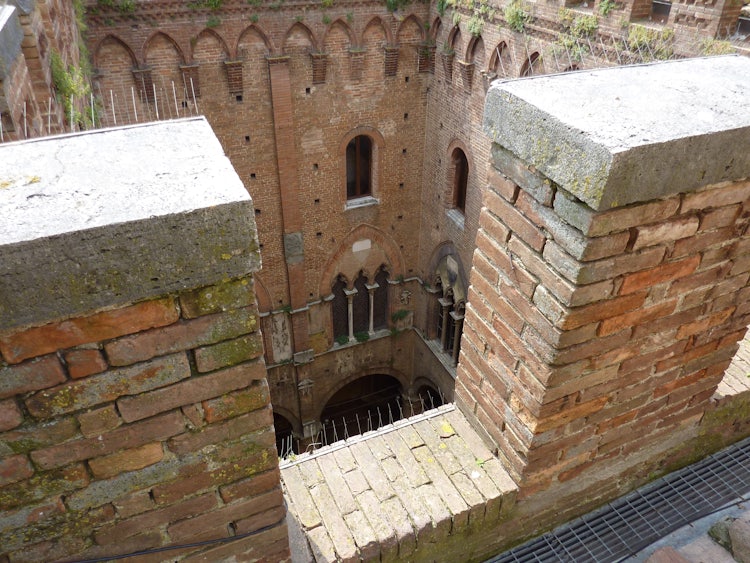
[346,135,372,199]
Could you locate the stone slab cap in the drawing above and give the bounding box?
[483,56,750,210]
[0,117,259,332]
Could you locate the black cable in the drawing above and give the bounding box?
[67,517,286,563]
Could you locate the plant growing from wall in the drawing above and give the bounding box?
[452,10,462,25]
[188,0,224,9]
[354,331,370,342]
[207,15,221,27]
[335,334,350,345]
[50,50,96,128]
[391,309,410,322]
[627,25,674,60]
[699,38,734,55]
[385,0,412,11]
[598,0,617,16]
[504,0,531,33]
[437,0,448,15]
[467,14,484,36]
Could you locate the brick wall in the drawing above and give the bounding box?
[457,57,750,529]
[0,119,288,562]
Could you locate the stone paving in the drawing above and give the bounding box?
[280,404,518,563]
[715,330,750,401]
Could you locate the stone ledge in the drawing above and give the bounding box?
[0,118,259,332]
[281,405,519,562]
[483,56,750,211]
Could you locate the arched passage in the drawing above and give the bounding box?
[319,374,403,445]
[274,412,298,457]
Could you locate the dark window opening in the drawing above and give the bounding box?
[373,268,389,330]
[332,276,348,340]
[452,148,469,213]
[353,273,369,335]
[346,135,372,199]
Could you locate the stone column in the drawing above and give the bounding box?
[456,57,750,521]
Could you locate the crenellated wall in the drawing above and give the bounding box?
[0,118,289,562]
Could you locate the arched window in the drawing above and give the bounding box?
[373,268,389,330]
[332,276,348,340]
[521,52,541,77]
[353,272,369,335]
[452,148,469,213]
[346,135,372,199]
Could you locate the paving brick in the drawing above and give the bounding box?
[0,298,178,363]
[104,307,259,366]
[0,355,66,400]
[282,465,322,530]
[118,360,264,423]
[309,481,358,562]
[344,509,379,561]
[317,454,358,515]
[26,353,190,419]
[355,489,398,560]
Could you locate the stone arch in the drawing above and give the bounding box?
[362,17,389,81]
[319,223,404,298]
[520,50,542,77]
[430,17,442,42]
[397,14,426,43]
[315,368,410,423]
[272,405,301,435]
[143,31,185,65]
[466,34,485,68]
[254,275,273,313]
[427,241,469,305]
[237,24,274,57]
[93,34,138,69]
[362,16,392,45]
[283,21,318,53]
[488,40,512,77]
[323,19,355,82]
[192,28,230,63]
[447,25,462,54]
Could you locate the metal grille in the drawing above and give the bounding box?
[490,436,750,563]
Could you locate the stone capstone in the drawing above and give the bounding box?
[483,56,750,211]
[0,118,259,332]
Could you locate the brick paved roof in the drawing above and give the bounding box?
[280,404,518,562]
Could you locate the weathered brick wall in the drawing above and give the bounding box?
[0,119,288,562]
[457,57,750,532]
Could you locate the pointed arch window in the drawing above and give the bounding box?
[346,135,372,199]
[332,276,348,340]
[353,273,369,335]
[373,268,389,330]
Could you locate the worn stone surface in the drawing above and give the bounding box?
[484,57,750,210]
[281,405,518,562]
[0,118,258,331]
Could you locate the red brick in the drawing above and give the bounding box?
[89,442,164,479]
[562,292,646,331]
[179,523,288,563]
[0,298,178,363]
[0,355,66,399]
[203,379,271,423]
[699,204,740,231]
[118,360,265,423]
[219,467,281,503]
[534,396,609,433]
[676,307,735,339]
[26,353,190,419]
[620,256,701,295]
[105,307,259,366]
[632,216,699,250]
[585,198,680,237]
[672,226,734,259]
[194,333,264,373]
[114,489,154,518]
[484,189,546,251]
[179,276,256,319]
[486,166,518,203]
[0,454,34,486]
[64,348,108,379]
[598,300,678,337]
[0,399,23,431]
[168,488,284,543]
[31,411,184,470]
[168,404,274,456]
[682,180,750,213]
[0,417,79,455]
[94,493,218,545]
[479,206,511,245]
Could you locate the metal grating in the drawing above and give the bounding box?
[490,436,750,563]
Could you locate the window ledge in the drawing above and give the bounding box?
[345,196,379,210]
[446,208,465,230]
